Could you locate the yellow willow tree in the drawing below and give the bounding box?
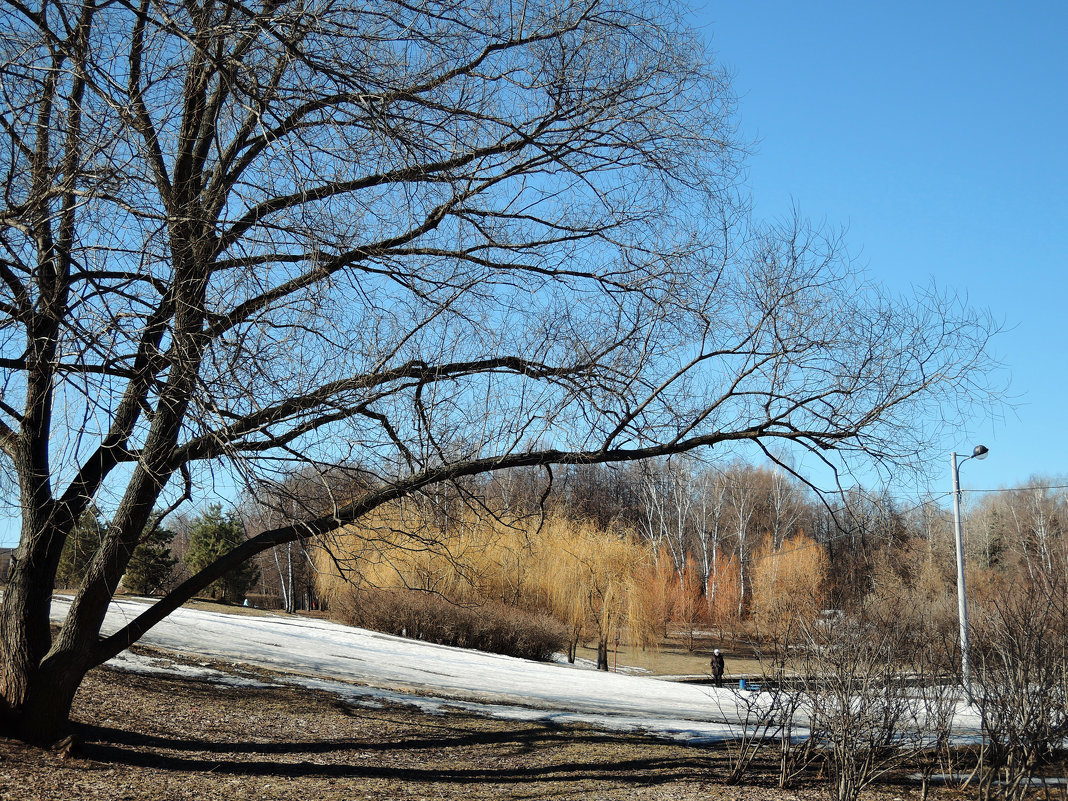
[707,555,742,637]
[536,518,662,670]
[751,532,828,637]
[313,502,499,604]
[313,506,664,668]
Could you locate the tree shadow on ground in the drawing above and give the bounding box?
[73,718,713,789]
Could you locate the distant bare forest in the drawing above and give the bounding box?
[135,459,1066,658]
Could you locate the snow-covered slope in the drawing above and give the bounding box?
[51,596,982,744]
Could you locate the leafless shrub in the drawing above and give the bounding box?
[740,615,823,789]
[908,659,962,801]
[791,605,932,801]
[860,551,964,797]
[716,681,787,785]
[969,574,1068,801]
[337,588,567,662]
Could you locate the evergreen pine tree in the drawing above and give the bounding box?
[184,505,259,603]
[123,517,178,596]
[55,510,106,589]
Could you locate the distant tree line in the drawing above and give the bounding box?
[58,458,1065,662]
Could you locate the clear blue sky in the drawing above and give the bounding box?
[697,1,1068,496]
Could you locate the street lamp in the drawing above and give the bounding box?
[951,444,988,701]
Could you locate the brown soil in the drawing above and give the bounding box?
[0,655,959,801]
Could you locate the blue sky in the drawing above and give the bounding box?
[697,1,1068,496]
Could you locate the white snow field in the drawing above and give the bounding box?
[51,595,983,744]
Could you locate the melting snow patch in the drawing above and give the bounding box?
[106,650,279,689]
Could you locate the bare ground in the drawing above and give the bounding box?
[0,654,964,801]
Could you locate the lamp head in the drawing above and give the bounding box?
[972,445,989,460]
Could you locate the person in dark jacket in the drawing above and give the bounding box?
[710,648,725,686]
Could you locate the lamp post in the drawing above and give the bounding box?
[951,444,988,701]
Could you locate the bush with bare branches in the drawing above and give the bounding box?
[336,589,567,661]
[790,606,933,801]
[969,574,1068,801]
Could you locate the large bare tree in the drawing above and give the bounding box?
[0,0,996,742]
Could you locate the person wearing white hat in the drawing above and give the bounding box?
[710,648,725,686]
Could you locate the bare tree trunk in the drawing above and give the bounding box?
[596,637,609,671]
[1,547,93,742]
